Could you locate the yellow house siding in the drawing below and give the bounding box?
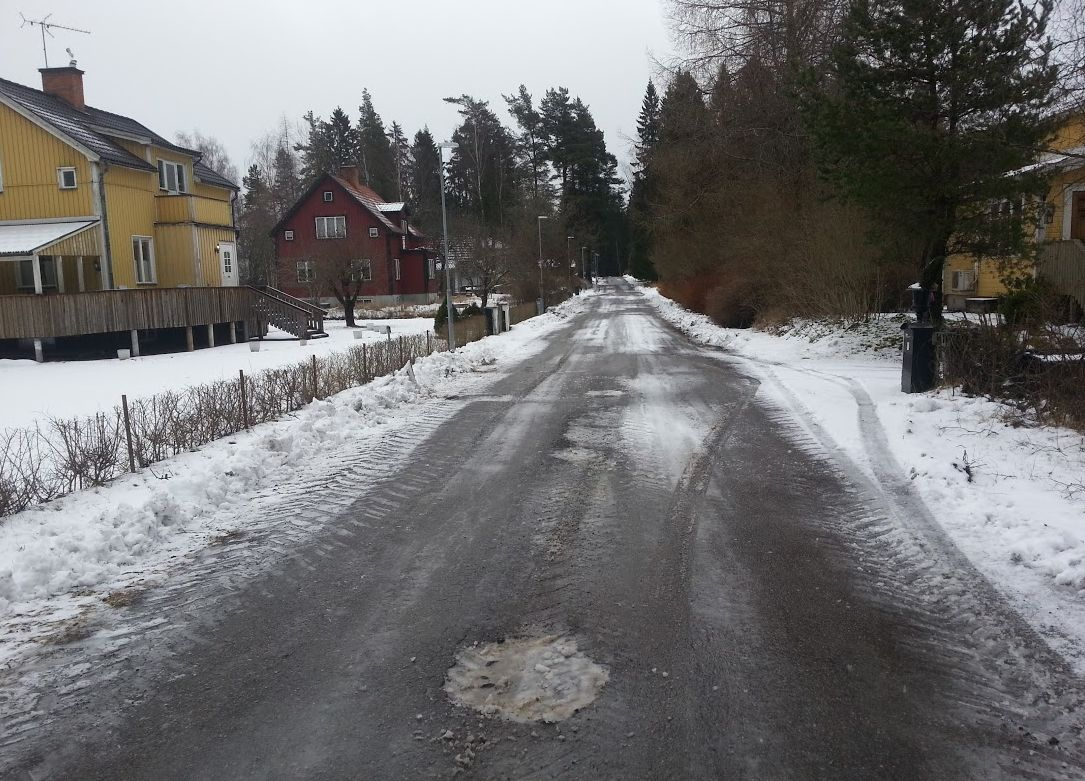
[0,102,93,220]
[103,166,162,288]
[154,224,201,287]
[198,226,237,287]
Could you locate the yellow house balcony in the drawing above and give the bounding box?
[155,194,233,227]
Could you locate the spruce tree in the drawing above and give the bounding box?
[357,90,396,197]
[410,128,443,237]
[804,0,1058,315]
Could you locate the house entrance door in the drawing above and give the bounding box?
[1073,192,1085,242]
[218,242,238,286]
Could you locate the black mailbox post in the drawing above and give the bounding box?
[901,323,936,393]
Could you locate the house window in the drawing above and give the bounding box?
[350,259,373,282]
[16,257,58,289]
[284,229,295,241]
[0,153,5,192]
[296,260,315,283]
[315,215,346,239]
[157,159,188,194]
[323,191,334,202]
[133,236,156,284]
[369,227,379,238]
[428,258,436,278]
[57,167,77,189]
[394,258,401,281]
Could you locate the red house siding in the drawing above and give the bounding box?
[272,174,437,303]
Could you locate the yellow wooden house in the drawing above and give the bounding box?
[943,112,1085,312]
[0,66,324,360]
[0,65,239,295]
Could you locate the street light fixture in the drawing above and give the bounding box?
[537,215,548,311]
[438,141,457,350]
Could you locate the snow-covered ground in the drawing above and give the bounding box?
[0,294,597,667]
[0,319,432,431]
[630,276,1085,672]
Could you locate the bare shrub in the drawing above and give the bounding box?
[46,413,124,492]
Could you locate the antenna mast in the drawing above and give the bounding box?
[19,13,90,68]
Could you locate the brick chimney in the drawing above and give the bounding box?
[40,66,86,110]
[338,165,361,188]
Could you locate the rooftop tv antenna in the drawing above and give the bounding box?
[19,13,90,68]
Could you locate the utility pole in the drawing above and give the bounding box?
[438,142,457,350]
[537,215,548,310]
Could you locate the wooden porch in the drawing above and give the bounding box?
[0,286,325,361]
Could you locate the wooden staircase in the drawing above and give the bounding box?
[248,286,328,340]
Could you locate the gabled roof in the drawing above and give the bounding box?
[0,75,239,190]
[377,202,406,213]
[271,173,416,236]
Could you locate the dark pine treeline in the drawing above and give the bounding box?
[631,0,1066,326]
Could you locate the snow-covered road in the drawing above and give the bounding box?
[2,280,1084,779]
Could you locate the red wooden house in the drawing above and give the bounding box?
[272,166,438,307]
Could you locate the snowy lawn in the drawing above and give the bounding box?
[0,294,596,666]
[629,276,1085,671]
[0,318,433,431]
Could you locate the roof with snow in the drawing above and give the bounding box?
[0,75,238,189]
[0,218,99,257]
[377,202,406,213]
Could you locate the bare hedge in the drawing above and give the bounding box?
[0,332,438,520]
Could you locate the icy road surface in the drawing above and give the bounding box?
[4,279,1085,779]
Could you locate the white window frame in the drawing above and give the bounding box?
[0,153,5,193]
[350,258,373,282]
[133,236,156,284]
[296,260,315,283]
[394,257,401,281]
[369,226,379,238]
[57,167,77,190]
[315,215,346,239]
[323,191,334,202]
[16,257,58,290]
[157,159,188,194]
[284,229,295,241]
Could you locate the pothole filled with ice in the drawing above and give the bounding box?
[444,634,609,723]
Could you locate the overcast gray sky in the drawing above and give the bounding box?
[3,0,673,185]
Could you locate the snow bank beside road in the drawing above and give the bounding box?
[628,276,1085,669]
[0,294,594,637]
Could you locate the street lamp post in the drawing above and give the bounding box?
[580,246,587,279]
[438,142,456,350]
[537,215,548,311]
[566,235,574,292]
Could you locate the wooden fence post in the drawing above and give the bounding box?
[362,343,368,383]
[312,354,320,401]
[427,331,432,355]
[239,369,249,429]
[121,394,136,473]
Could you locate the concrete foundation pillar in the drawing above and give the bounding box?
[185,326,194,352]
[207,324,216,348]
[130,329,140,357]
[229,322,237,344]
[33,339,44,363]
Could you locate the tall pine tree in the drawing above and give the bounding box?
[804,0,1058,315]
[357,90,396,197]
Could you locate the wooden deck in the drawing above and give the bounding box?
[0,287,259,341]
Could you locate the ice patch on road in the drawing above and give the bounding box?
[444,634,608,723]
